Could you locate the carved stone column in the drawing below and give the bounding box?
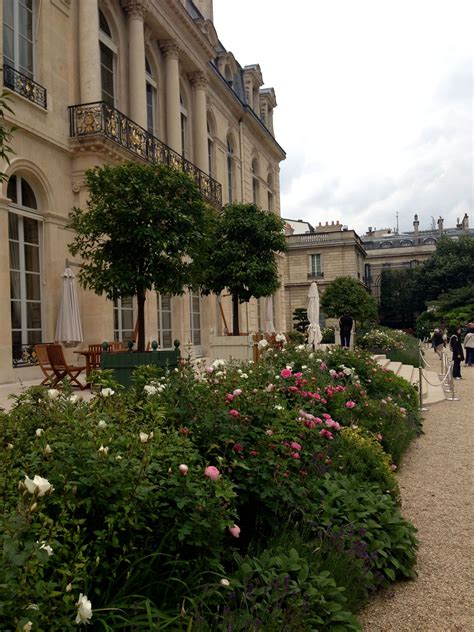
[79,0,101,103]
[121,0,149,128]
[160,40,181,153]
[189,71,208,173]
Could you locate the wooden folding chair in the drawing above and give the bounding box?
[46,344,87,390]
[86,344,103,376]
[34,344,55,386]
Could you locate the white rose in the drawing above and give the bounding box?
[139,432,153,443]
[258,339,269,350]
[75,593,93,625]
[38,541,54,556]
[97,420,107,429]
[220,578,230,586]
[100,388,114,397]
[35,428,44,437]
[98,444,109,455]
[43,444,53,455]
[23,622,33,632]
[24,475,54,497]
[47,389,60,400]
[144,385,158,396]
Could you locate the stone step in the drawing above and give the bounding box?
[397,364,415,383]
[412,369,446,405]
[386,361,403,375]
[375,356,391,370]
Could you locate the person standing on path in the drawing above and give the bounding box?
[463,326,474,367]
[339,312,353,348]
[431,328,445,358]
[449,327,464,378]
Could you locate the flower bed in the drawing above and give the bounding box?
[1,345,420,630]
[358,326,421,367]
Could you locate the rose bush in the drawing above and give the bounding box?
[1,343,420,630]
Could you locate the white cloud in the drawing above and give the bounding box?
[213,0,473,234]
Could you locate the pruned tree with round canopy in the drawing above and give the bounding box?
[68,162,213,352]
[202,202,287,335]
[320,276,377,327]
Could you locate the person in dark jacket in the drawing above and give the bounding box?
[449,327,464,379]
[339,313,353,348]
[431,328,445,358]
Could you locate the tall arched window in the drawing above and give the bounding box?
[207,120,214,176]
[99,9,117,106]
[145,56,157,135]
[180,94,188,158]
[3,0,34,78]
[7,174,42,365]
[252,158,260,205]
[267,173,274,212]
[227,136,234,203]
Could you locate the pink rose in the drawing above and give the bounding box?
[294,372,302,378]
[233,443,244,453]
[345,401,356,409]
[204,466,221,480]
[322,413,331,420]
[290,441,302,451]
[305,419,316,429]
[290,452,300,459]
[280,368,292,379]
[206,366,214,374]
[229,524,241,538]
[319,429,334,440]
[226,393,235,401]
[229,409,240,417]
[233,389,242,396]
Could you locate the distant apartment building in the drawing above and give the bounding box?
[0,0,286,383]
[363,213,473,301]
[283,219,367,328]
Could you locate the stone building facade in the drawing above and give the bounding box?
[283,219,367,328]
[363,213,473,301]
[0,0,286,383]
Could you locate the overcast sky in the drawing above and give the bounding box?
[213,0,473,235]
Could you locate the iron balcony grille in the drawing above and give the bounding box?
[307,271,324,279]
[69,101,222,207]
[3,64,47,109]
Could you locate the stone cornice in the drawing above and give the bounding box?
[121,0,150,18]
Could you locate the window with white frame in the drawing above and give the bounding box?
[180,94,188,158]
[99,9,116,107]
[227,137,234,203]
[3,0,35,78]
[8,175,42,365]
[145,56,157,135]
[113,297,135,342]
[309,253,322,277]
[157,293,172,349]
[189,290,201,346]
[252,159,259,205]
[207,120,214,176]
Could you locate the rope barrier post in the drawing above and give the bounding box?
[418,346,429,412]
[445,360,460,402]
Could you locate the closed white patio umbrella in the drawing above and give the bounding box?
[55,267,83,346]
[307,281,322,348]
[265,295,276,334]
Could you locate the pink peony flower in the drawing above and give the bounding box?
[229,409,240,417]
[226,393,235,401]
[290,441,302,451]
[229,524,241,538]
[345,401,356,409]
[179,464,189,476]
[322,413,331,420]
[233,389,242,396]
[319,429,334,440]
[294,372,303,378]
[280,368,292,379]
[204,466,221,480]
[305,419,316,429]
[250,450,257,456]
[290,452,300,459]
[288,386,299,393]
[391,464,397,471]
[233,443,244,453]
[206,366,214,374]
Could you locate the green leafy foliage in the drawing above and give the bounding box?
[320,277,377,327]
[202,202,287,334]
[68,162,213,350]
[293,307,309,333]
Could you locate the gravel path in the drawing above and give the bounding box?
[358,366,474,631]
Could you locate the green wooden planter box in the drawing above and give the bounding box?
[101,341,181,388]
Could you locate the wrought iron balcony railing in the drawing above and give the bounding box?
[69,101,222,207]
[307,271,324,279]
[3,64,47,109]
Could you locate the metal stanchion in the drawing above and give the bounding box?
[445,360,460,401]
[418,346,430,412]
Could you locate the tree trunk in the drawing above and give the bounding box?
[232,293,240,336]
[137,287,146,352]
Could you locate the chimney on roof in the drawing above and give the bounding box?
[462,213,469,231]
[437,216,444,236]
[413,214,419,243]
